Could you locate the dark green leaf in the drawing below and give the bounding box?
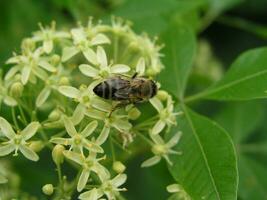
[160,23,196,99]
[168,106,238,200]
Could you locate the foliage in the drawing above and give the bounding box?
[0,0,267,200]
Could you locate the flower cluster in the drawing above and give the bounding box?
[0,18,181,199]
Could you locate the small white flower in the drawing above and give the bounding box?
[36,64,70,107]
[50,116,103,154]
[0,76,17,107]
[58,84,112,113]
[141,132,182,167]
[62,27,110,63]
[79,173,127,200]
[79,46,130,80]
[0,117,40,161]
[6,47,56,85]
[32,21,70,54]
[63,151,108,192]
[150,96,182,135]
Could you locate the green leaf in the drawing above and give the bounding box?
[214,100,267,199]
[112,0,205,35]
[215,101,265,144]
[168,106,238,200]
[239,156,267,200]
[186,47,267,102]
[160,23,196,99]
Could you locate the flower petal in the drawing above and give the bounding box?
[71,28,86,43]
[91,34,110,46]
[79,64,99,77]
[38,60,56,72]
[33,67,49,81]
[166,131,182,148]
[21,66,31,85]
[4,65,20,80]
[83,140,103,153]
[21,122,40,140]
[78,169,90,192]
[36,87,51,107]
[58,86,80,99]
[0,144,15,156]
[91,98,112,112]
[166,184,181,193]
[63,151,83,165]
[112,174,127,187]
[150,133,164,145]
[50,138,70,146]
[3,96,17,106]
[151,120,166,135]
[141,156,161,168]
[0,117,16,139]
[83,48,97,65]
[149,97,163,112]
[43,40,53,53]
[19,145,39,161]
[71,104,86,125]
[136,57,145,75]
[81,120,98,137]
[112,119,132,131]
[96,46,107,68]
[85,109,106,120]
[79,188,99,200]
[63,116,77,137]
[96,126,110,145]
[62,46,79,62]
[110,64,130,74]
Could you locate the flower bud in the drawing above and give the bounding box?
[51,54,61,66]
[21,38,36,51]
[112,161,126,173]
[52,144,65,165]
[59,76,69,86]
[157,90,168,101]
[48,110,61,121]
[10,82,24,98]
[127,107,141,120]
[42,184,54,195]
[29,141,44,152]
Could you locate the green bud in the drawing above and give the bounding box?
[21,38,36,51]
[59,76,69,86]
[48,110,61,121]
[29,141,44,152]
[52,144,65,165]
[42,184,54,195]
[51,54,61,66]
[10,82,24,98]
[112,161,126,173]
[128,107,141,120]
[157,90,168,101]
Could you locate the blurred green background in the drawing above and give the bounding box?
[1,0,267,199]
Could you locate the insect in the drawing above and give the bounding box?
[93,73,158,112]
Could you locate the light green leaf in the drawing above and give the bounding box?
[160,22,196,99]
[168,106,238,200]
[187,47,267,101]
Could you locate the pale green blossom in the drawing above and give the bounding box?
[63,151,108,192]
[62,27,110,63]
[150,96,182,135]
[32,21,70,53]
[141,132,182,167]
[6,46,56,85]
[167,184,191,200]
[0,117,40,161]
[0,74,17,106]
[50,116,103,154]
[79,173,127,200]
[79,46,131,80]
